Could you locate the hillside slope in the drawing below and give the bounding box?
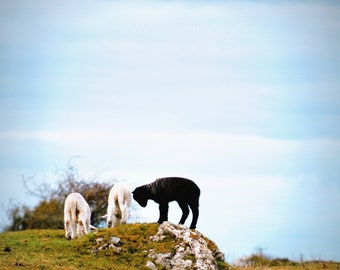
[0,222,227,270]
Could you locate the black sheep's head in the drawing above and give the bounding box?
[132,187,148,207]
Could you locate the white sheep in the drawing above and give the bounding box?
[104,182,131,228]
[64,192,96,239]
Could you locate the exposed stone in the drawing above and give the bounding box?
[109,244,122,253]
[148,251,172,269]
[148,221,225,270]
[110,236,122,246]
[92,236,122,253]
[97,243,109,251]
[91,223,226,269]
[171,243,193,269]
[212,247,225,261]
[145,260,157,270]
[95,237,104,244]
[149,234,166,242]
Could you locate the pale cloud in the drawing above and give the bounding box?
[2,130,339,178]
[1,0,340,262]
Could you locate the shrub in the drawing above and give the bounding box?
[4,162,114,231]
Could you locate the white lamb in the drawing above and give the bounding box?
[64,192,95,239]
[104,182,131,228]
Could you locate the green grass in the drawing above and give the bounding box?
[232,254,340,270]
[0,223,228,270]
[232,263,340,270]
[1,224,337,270]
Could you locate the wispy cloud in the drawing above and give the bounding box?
[1,0,340,262]
[1,130,339,178]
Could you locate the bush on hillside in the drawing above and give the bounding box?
[4,162,115,231]
[240,247,297,267]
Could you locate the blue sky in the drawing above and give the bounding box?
[1,0,340,263]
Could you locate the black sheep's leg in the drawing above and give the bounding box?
[189,202,199,229]
[157,202,169,224]
[177,201,189,225]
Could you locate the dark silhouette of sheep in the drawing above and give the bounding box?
[132,177,200,229]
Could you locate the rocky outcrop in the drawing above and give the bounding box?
[91,236,122,253]
[147,221,225,270]
[91,222,226,269]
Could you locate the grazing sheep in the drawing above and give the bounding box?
[64,192,94,239]
[132,177,200,229]
[104,182,131,228]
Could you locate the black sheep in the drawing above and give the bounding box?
[132,177,200,229]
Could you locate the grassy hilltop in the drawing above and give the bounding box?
[0,223,227,270]
[0,223,338,270]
